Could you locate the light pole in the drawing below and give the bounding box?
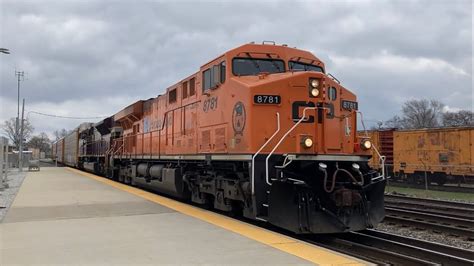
[15,71,24,154]
[19,99,25,172]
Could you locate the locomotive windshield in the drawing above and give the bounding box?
[289,61,324,73]
[232,58,285,76]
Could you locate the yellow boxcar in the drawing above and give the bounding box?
[393,127,474,184]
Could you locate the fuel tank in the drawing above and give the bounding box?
[132,166,188,199]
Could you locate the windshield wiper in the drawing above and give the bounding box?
[246,53,262,74]
[266,53,282,72]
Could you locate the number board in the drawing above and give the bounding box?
[341,100,358,110]
[253,95,281,105]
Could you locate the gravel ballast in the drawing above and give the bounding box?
[376,222,473,250]
[0,169,26,222]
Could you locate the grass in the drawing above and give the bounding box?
[385,184,474,202]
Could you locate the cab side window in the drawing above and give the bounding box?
[182,81,188,99]
[328,87,337,101]
[189,77,196,96]
[169,88,177,103]
[202,61,226,91]
[203,69,212,91]
[220,61,226,83]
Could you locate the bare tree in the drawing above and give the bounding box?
[53,129,68,141]
[443,110,474,127]
[384,115,406,129]
[401,99,444,129]
[2,117,34,148]
[28,132,52,154]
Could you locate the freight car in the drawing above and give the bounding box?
[365,127,474,185]
[55,42,386,234]
[51,141,56,161]
[52,123,94,167]
[52,138,64,164]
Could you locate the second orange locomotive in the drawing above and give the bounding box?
[55,42,386,234]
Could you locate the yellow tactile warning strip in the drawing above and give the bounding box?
[67,167,367,265]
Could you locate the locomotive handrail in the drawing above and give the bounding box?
[355,110,387,181]
[104,141,116,167]
[357,111,369,138]
[110,100,201,156]
[156,100,200,132]
[265,106,321,186]
[251,112,280,195]
[371,143,386,180]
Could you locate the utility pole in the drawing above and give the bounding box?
[0,137,8,190]
[19,99,25,172]
[15,71,24,152]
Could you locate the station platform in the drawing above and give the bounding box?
[1,167,368,265]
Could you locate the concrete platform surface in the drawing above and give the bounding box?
[1,167,367,265]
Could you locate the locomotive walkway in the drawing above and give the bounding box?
[0,167,367,265]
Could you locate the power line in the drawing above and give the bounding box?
[27,111,107,120]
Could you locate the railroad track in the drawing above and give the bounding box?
[309,229,474,265]
[385,194,474,219]
[387,181,474,194]
[383,194,474,239]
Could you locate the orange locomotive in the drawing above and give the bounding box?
[59,42,386,234]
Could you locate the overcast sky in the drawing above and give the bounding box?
[0,0,472,139]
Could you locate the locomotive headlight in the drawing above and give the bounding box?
[309,79,320,97]
[302,137,313,148]
[361,139,372,150]
[310,88,320,97]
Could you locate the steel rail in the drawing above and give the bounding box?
[383,215,474,239]
[385,194,474,209]
[384,194,474,220]
[363,230,474,261]
[385,202,474,220]
[309,237,436,265]
[385,207,474,229]
[308,230,473,266]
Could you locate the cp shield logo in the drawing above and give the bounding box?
[232,101,246,135]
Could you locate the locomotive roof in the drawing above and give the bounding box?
[201,42,325,70]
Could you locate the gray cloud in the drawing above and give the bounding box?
[0,0,472,136]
